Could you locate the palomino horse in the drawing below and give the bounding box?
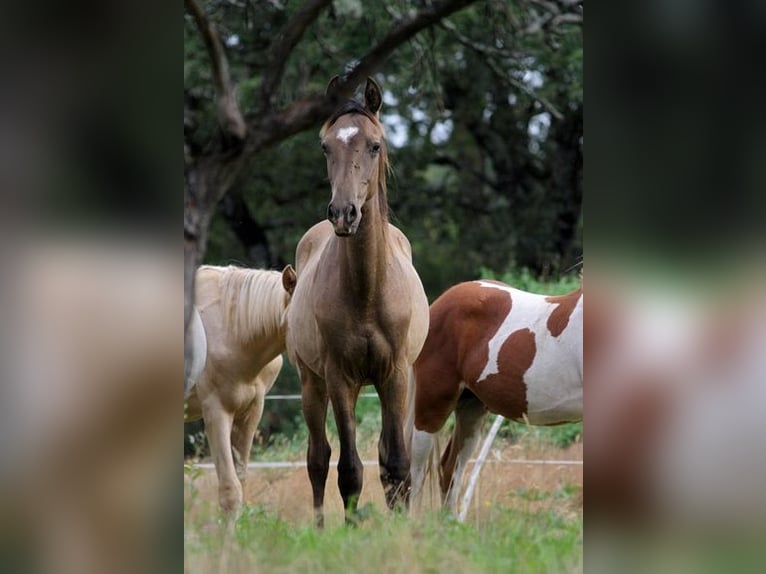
[185,263,296,514]
[409,278,583,513]
[286,77,429,526]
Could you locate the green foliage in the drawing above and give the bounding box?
[186,1,583,299]
[479,267,582,295]
[501,420,582,449]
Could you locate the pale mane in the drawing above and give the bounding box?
[200,265,289,344]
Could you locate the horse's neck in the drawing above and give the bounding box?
[338,196,389,298]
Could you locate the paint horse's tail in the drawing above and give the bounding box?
[403,367,416,456]
[404,366,441,513]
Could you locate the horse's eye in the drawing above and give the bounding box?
[370,142,381,154]
[320,142,329,155]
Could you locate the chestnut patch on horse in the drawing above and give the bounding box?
[459,284,512,384]
[545,290,582,337]
[472,327,535,420]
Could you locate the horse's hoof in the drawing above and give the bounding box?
[346,503,376,526]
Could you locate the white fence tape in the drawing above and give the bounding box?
[188,458,582,470]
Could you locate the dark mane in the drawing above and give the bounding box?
[324,100,382,129]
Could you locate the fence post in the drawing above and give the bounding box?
[458,414,505,523]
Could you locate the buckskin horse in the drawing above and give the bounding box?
[408,277,583,513]
[286,77,429,527]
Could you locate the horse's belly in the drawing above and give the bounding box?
[524,362,582,425]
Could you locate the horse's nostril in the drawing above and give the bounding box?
[346,204,357,223]
[327,204,339,223]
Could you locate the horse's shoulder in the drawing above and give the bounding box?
[386,224,413,259]
[296,221,333,272]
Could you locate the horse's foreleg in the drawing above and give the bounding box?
[300,366,331,528]
[202,400,241,515]
[409,361,462,513]
[328,375,363,525]
[376,371,410,511]
[442,394,487,514]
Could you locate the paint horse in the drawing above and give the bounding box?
[286,77,429,526]
[185,263,296,514]
[409,278,583,513]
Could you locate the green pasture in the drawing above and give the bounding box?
[184,496,582,574]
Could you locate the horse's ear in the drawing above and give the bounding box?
[326,75,341,98]
[364,77,382,115]
[282,264,297,296]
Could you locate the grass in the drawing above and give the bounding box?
[185,423,583,573]
[185,265,583,572]
[184,502,582,574]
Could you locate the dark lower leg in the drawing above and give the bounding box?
[376,376,409,510]
[301,372,330,528]
[330,384,363,524]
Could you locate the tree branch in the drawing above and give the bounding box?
[439,19,564,120]
[259,0,333,113]
[248,0,479,153]
[185,0,247,142]
[340,0,477,94]
[522,0,582,33]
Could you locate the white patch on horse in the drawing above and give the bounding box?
[474,281,583,424]
[336,126,359,145]
[475,281,554,383]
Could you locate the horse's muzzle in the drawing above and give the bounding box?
[327,202,360,236]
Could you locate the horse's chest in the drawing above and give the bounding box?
[318,317,398,380]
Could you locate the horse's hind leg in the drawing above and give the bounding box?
[230,358,282,499]
[202,399,242,515]
[230,389,265,498]
[299,364,331,528]
[441,392,487,514]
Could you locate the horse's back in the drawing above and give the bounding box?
[418,279,583,424]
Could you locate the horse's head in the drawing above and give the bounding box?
[320,77,386,236]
